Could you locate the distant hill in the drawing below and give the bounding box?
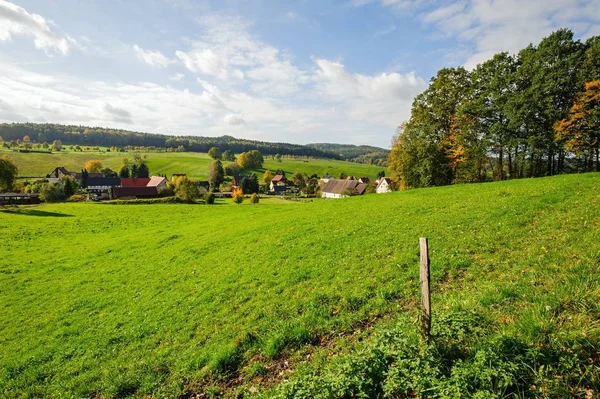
[307,143,390,166]
[0,123,348,160]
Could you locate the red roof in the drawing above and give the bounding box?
[271,174,287,182]
[120,178,151,187]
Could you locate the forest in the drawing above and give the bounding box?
[0,123,343,160]
[388,29,600,189]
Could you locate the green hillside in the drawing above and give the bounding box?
[1,174,599,398]
[0,148,384,181]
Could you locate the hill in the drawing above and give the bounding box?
[1,123,383,161]
[306,143,389,165]
[0,147,385,180]
[1,173,599,397]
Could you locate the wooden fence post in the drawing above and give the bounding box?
[419,237,431,340]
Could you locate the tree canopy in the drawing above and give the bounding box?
[389,29,600,189]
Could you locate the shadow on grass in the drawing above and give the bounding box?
[0,209,74,217]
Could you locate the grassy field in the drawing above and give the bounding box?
[1,174,599,398]
[0,148,384,181]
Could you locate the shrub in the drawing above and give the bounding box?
[204,191,215,204]
[175,178,200,203]
[158,186,175,197]
[232,188,244,204]
[249,193,259,204]
[40,183,65,203]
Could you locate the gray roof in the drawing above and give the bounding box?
[322,179,367,195]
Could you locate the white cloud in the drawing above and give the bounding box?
[133,44,173,68]
[0,0,75,55]
[313,58,426,128]
[175,13,306,94]
[419,0,600,69]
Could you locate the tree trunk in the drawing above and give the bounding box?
[507,150,513,179]
[498,144,504,180]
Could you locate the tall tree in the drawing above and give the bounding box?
[208,160,225,189]
[0,157,18,192]
[389,67,471,188]
[460,53,518,180]
[137,163,150,178]
[514,29,585,176]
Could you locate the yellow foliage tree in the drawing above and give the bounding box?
[555,80,600,171]
[232,188,244,204]
[84,160,103,173]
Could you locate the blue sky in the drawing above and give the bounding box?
[1,0,599,148]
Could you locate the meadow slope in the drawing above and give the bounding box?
[0,148,384,181]
[1,174,599,398]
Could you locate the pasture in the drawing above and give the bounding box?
[0,173,599,397]
[0,148,384,181]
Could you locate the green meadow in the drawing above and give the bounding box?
[0,148,384,181]
[1,173,599,397]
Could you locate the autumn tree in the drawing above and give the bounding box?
[237,150,264,169]
[232,188,244,204]
[262,169,273,184]
[555,80,600,171]
[85,160,103,173]
[249,193,259,204]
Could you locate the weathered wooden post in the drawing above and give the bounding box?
[419,237,431,340]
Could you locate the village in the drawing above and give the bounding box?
[0,163,396,205]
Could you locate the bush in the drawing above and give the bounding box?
[40,183,65,203]
[249,193,259,204]
[232,188,244,204]
[158,186,175,197]
[204,191,215,204]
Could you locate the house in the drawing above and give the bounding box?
[47,167,76,179]
[0,193,41,205]
[359,177,370,184]
[146,176,167,191]
[115,176,167,198]
[376,177,393,194]
[120,178,151,187]
[321,179,367,199]
[86,177,121,200]
[113,186,158,199]
[269,174,289,192]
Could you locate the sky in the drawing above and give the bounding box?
[0,0,599,148]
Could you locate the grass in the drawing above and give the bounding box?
[0,147,385,181]
[1,173,599,398]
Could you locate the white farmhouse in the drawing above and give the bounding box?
[376,177,393,194]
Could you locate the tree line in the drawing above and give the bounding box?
[389,29,600,189]
[0,123,345,160]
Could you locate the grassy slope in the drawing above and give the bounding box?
[1,174,599,398]
[0,148,384,181]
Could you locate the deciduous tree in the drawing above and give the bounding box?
[85,160,103,173]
